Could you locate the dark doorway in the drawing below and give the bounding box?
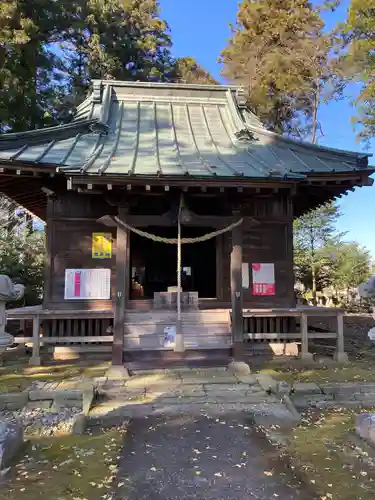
[129,226,216,300]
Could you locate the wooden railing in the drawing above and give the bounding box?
[241,307,347,362]
[6,307,113,365]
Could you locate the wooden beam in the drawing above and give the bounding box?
[216,234,224,301]
[112,205,130,366]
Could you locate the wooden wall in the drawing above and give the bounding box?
[221,195,295,308]
[43,190,295,311]
[43,193,116,310]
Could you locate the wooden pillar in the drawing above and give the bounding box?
[231,220,244,360]
[216,234,224,301]
[29,314,41,366]
[334,311,348,363]
[111,206,130,373]
[42,198,53,309]
[299,312,313,361]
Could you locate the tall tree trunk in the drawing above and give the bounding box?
[311,85,320,144]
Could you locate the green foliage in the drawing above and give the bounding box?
[220,0,344,138]
[0,1,216,130]
[294,202,373,304]
[171,57,217,85]
[328,241,372,291]
[341,0,375,141]
[294,202,342,301]
[0,0,177,130]
[0,198,45,306]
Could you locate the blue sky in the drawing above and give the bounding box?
[160,0,375,257]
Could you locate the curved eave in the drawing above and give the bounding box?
[0,118,102,150]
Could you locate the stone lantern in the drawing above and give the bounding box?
[0,275,25,359]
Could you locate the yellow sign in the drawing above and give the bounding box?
[92,233,112,259]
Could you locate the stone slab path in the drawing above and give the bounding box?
[90,368,295,422]
[113,414,313,500]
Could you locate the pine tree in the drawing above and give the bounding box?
[171,57,217,85]
[294,202,342,304]
[0,0,74,131]
[342,0,375,141]
[220,0,334,137]
[63,0,174,104]
[0,0,175,131]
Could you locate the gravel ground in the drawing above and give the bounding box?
[0,406,81,437]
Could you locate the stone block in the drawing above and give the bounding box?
[276,381,291,394]
[82,384,95,416]
[356,413,375,445]
[24,401,52,410]
[255,374,278,394]
[0,419,24,470]
[72,413,87,435]
[293,383,322,395]
[310,400,362,410]
[52,396,82,410]
[0,393,28,410]
[235,374,258,385]
[29,389,82,401]
[203,383,248,392]
[269,342,299,357]
[167,386,206,398]
[355,394,375,404]
[333,391,359,401]
[227,361,251,376]
[359,383,375,394]
[282,394,301,421]
[292,394,333,409]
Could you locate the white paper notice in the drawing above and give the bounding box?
[252,263,275,296]
[164,326,176,347]
[242,263,250,289]
[64,269,111,300]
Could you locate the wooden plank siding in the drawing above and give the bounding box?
[43,191,295,314]
[222,220,295,308]
[44,193,117,310]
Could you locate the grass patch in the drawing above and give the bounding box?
[0,428,125,500]
[257,360,375,385]
[0,361,109,393]
[287,409,375,499]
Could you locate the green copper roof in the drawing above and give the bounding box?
[0,80,372,180]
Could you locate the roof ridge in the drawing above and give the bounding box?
[92,79,238,91]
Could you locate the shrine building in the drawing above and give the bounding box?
[0,81,373,371]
